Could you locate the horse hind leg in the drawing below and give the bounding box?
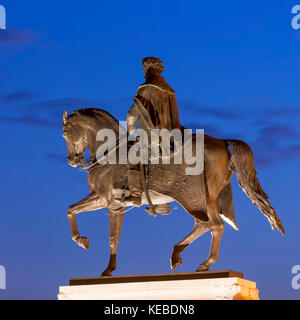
[101,206,125,277]
[171,220,209,272]
[196,201,225,272]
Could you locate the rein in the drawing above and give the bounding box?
[78,158,98,172]
[77,137,123,172]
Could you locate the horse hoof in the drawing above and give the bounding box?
[171,256,183,272]
[101,270,112,277]
[77,237,89,250]
[196,264,209,272]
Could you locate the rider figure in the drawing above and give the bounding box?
[126,57,183,207]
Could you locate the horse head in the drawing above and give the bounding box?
[62,111,88,168]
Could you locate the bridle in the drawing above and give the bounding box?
[78,157,98,172]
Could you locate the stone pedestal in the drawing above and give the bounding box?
[58,270,259,300]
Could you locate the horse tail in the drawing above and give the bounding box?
[226,139,285,235]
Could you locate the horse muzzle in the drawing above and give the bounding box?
[67,155,84,168]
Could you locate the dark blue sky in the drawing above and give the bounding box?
[0,0,300,300]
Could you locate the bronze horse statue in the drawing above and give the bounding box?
[62,108,284,277]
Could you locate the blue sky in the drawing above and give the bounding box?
[0,0,300,299]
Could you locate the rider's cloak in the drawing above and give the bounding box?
[127,73,183,134]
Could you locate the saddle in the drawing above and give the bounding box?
[110,137,237,226]
[110,159,208,221]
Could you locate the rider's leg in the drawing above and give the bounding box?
[126,166,142,206]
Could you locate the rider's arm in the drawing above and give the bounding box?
[127,103,139,136]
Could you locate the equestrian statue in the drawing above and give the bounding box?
[62,57,284,277]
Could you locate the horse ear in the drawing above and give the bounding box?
[63,111,68,125]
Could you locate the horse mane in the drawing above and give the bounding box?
[72,108,119,125]
[69,108,121,133]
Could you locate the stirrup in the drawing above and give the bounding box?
[125,194,142,207]
[145,204,170,216]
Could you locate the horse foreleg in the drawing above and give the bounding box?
[196,202,224,272]
[101,207,125,277]
[171,220,209,272]
[67,192,102,250]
